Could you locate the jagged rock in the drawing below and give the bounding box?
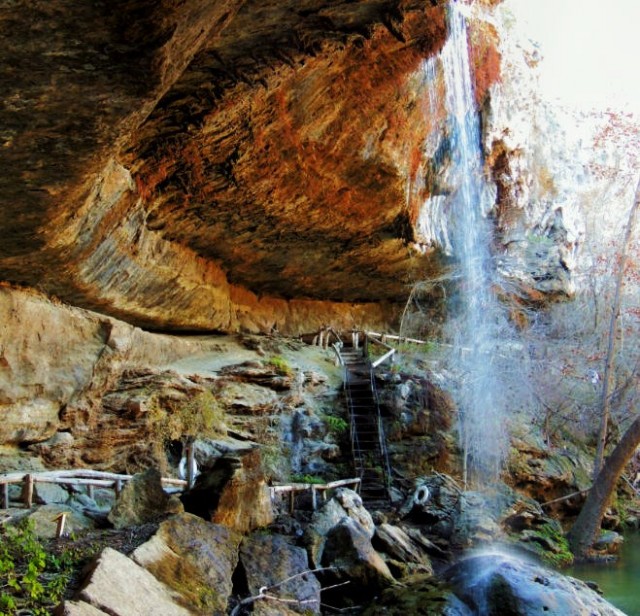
[132,512,241,615]
[27,504,95,539]
[374,523,433,576]
[334,488,376,536]
[239,532,321,615]
[404,475,461,541]
[507,434,592,517]
[184,449,273,533]
[451,492,502,548]
[56,600,110,615]
[108,468,183,530]
[77,547,192,615]
[321,517,395,592]
[305,488,375,567]
[445,552,626,615]
[215,381,279,414]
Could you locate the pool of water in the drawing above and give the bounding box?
[568,533,640,615]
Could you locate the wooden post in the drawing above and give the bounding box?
[115,479,122,498]
[54,512,68,539]
[87,484,95,500]
[2,482,8,509]
[25,474,34,508]
[289,490,295,514]
[311,486,317,511]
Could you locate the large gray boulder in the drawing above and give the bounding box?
[374,523,433,576]
[322,517,395,592]
[445,552,626,615]
[107,468,183,529]
[132,512,241,615]
[306,487,374,567]
[239,532,321,615]
[77,547,192,615]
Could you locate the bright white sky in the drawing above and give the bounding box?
[507,0,640,116]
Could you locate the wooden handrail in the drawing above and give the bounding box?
[0,470,187,510]
[269,478,361,512]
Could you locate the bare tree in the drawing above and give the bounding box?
[593,177,640,477]
[567,176,640,559]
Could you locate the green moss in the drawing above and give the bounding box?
[517,523,574,568]
[266,355,293,376]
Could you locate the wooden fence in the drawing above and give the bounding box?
[269,477,361,513]
[0,470,187,510]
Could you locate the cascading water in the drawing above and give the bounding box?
[426,3,509,488]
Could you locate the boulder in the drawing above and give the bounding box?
[402,475,461,541]
[305,488,375,567]
[593,530,624,555]
[77,548,192,615]
[445,552,626,615]
[183,449,273,533]
[374,524,433,576]
[107,468,183,529]
[322,517,395,592]
[239,532,321,615]
[32,482,70,506]
[132,513,241,615]
[27,504,95,539]
[451,492,501,548]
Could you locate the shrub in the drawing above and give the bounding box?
[0,519,80,615]
[324,414,349,434]
[151,390,226,443]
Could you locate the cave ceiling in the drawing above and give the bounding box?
[0,0,450,331]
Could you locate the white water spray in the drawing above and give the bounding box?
[426,4,509,487]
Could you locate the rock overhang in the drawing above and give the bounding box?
[0,1,507,333]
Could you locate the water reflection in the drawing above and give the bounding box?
[568,533,640,615]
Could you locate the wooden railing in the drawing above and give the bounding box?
[269,477,361,513]
[0,470,187,510]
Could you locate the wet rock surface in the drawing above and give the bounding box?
[444,552,626,616]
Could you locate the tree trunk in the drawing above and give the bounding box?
[593,177,640,477]
[567,413,640,559]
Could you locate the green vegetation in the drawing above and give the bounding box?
[517,523,574,568]
[266,355,294,376]
[323,414,349,434]
[290,474,325,485]
[151,390,226,443]
[0,519,82,615]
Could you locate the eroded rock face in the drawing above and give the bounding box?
[0,0,453,332]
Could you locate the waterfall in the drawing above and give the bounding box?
[427,4,509,487]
